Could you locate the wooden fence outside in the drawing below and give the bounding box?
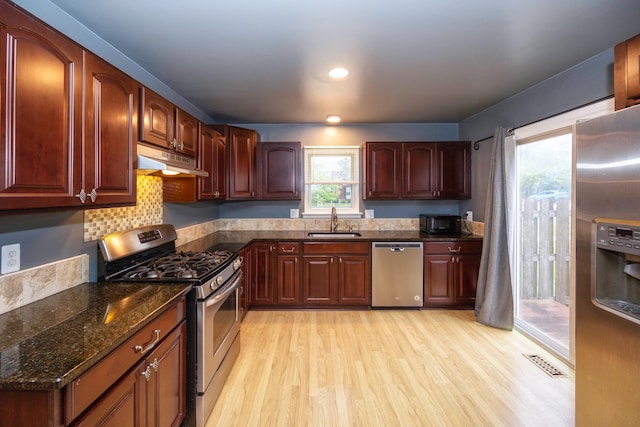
[520,197,571,305]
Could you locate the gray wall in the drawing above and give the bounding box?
[0,211,97,278]
[459,50,615,221]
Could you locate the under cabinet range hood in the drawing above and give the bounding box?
[137,144,208,177]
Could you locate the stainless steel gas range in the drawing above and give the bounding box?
[98,224,244,427]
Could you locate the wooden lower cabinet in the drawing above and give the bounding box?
[276,242,301,304]
[73,318,186,427]
[245,241,371,308]
[302,242,371,307]
[74,358,147,427]
[423,241,482,308]
[249,242,276,305]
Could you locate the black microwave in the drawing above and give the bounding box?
[419,214,462,234]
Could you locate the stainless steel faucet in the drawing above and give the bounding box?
[330,206,338,232]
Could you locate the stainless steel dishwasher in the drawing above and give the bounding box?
[371,242,424,307]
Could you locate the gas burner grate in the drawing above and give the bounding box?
[523,353,568,378]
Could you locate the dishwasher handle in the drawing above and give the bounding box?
[372,242,423,251]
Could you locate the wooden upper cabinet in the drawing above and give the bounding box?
[614,33,640,110]
[213,125,259,200]
[403,142,437,198]
[0,1,84,211]
[140,87,199,158]
[259,142,302,199]
[176,109,198,157]
[140,87,175,150]
[84,53,137,207]
[365,142,402,198]
[364,141,471,200]
[198,125,226,200]
[437,142,471,199]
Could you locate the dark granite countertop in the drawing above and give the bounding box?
[0,282,191,391]
[178,229,483,252]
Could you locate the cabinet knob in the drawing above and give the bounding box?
[141,366,152,382]
[75,189,87,203]
[150,358,159,372]
[89,188,97,202]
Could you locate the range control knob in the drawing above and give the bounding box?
[233,257,243,270]
[216,275,224,286]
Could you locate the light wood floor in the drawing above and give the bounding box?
[206,310,574,427]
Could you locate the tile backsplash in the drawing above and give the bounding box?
[0,255,88,316]
[83,175,163,242]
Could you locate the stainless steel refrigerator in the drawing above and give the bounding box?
[575,103,640,424]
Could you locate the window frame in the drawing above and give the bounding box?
[302,146,362,218]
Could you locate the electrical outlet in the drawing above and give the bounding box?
[1,244,20,274]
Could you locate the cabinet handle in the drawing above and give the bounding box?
[134,329,161,354]
[179,141,185,150]
[76,189,87,203]
[150,358,159,372]
[447,246,461,253]
[89,188,97,202]
[141,366,152,382]
[251,191,255,198]
[281,247,295,253]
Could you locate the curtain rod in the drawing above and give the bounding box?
[471,96,613,151]
[472,128,514,151]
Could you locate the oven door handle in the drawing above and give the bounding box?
[205,272,241,307]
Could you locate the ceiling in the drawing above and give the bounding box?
[47,0,640,124]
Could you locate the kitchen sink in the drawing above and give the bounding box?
[307,231,362,238]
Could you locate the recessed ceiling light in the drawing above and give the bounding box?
[328,67,349,79]
[326,115,341,124]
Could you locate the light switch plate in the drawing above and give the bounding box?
[1,244,20,274]
[290,208,299,218]
[365,209,374,219]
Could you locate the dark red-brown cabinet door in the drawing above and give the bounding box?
[402,142,437,198]
[365,142,401,199]
[84,53,137,207]
[0,2,83,211]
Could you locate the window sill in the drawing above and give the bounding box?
[301,212,363,219]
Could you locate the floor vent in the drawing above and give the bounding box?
[523,353,568,378]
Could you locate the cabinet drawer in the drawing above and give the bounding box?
[64,298,186,424]
[278,242,300,254]
[303,242,370,254]
[423,240,482,255]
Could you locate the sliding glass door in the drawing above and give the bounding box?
[515,129,572,362]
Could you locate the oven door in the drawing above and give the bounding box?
[196,270,241,394]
